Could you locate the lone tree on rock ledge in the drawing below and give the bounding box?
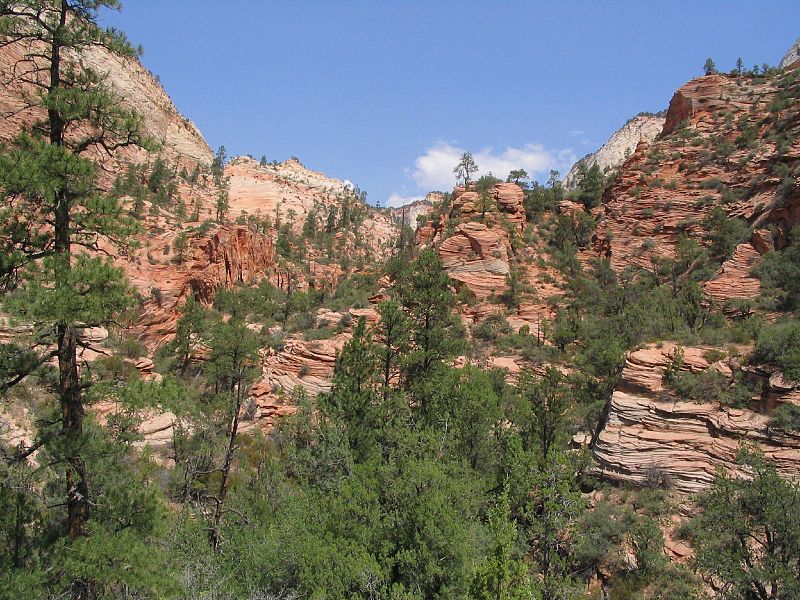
[703,57,718,75]
[453,151,479,187]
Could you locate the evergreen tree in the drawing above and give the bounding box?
[507,168,529,186]
[576,163,605,209]
[0,3,163,596]
[173,230,189,263]
[204,317,260,551]
[171,295,206,372]
[374,300,410,401]
[396,249,463,379]
[691,448,800,599]
[215,177,230,222]
[453,151,479,187]
[319,318,380,460]
[470,487,533,599]
[703,57,718,75]
[210,145,227,183]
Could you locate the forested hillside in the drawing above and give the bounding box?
[1,3,800,600]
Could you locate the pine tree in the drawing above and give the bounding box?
[397,249,462,380]
[0,3,187,596]
[703,57,718,75]
[374,300,410,401]
[0,0,148,551]
[215,177,230,222]
[319,317,380,459]
[453,151,479,187]
[470,487,532,600]
[203,317,260,551]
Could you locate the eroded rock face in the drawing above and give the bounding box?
[426,182,525,299]
[563,114,666,189]
[226,156,398,259]
[593,343,800,493]
[129,226,274,349]
[0,39,212,170]
[439,222,509,298]
[591,71,800,306]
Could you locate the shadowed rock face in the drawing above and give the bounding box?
[128,226,275,350]
[593,343,800,493]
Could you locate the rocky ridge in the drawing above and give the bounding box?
[590,70,800,306]
[563,114,665,189]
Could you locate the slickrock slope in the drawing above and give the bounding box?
[227,156,398,259]
[563,114,665,189]
[594,343,800,493]
[0,39,212,169]
[593,70,800,305]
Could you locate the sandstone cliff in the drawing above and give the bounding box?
[591,70,800,306]
[563,114,665,189]
[0,38,212,170]
[593,343,800,493]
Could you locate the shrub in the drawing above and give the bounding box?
[771,403,800,432]
[666,368,729,402]
[753,320,800,380]
[472,314,512,342]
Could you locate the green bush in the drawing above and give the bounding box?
[771,403,800,432]
[753,320,800,380]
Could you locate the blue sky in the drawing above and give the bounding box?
[102,1,799,207]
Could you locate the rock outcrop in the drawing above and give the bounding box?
[563,114,665,189]
[592,70,800,306]
[128,225,274,349]
[780,37,800,70]
[593,343,800,493]
[0,38,212,170]
[439,222,510,298]
[226,156,398,259]
[421,182,525,299]
[389,193,439,227]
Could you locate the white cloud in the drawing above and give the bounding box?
[385,192,425,208]
[567,129,585,137]
[410,142,576,191]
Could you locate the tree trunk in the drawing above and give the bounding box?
[210,381,243,552]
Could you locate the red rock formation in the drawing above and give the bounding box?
[129,226,274,348]
[422,182,525,299]
[594,71,800,305]
[593,343,800,493]
[439,222,510,298]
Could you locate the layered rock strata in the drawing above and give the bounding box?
[593,343,800,493]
